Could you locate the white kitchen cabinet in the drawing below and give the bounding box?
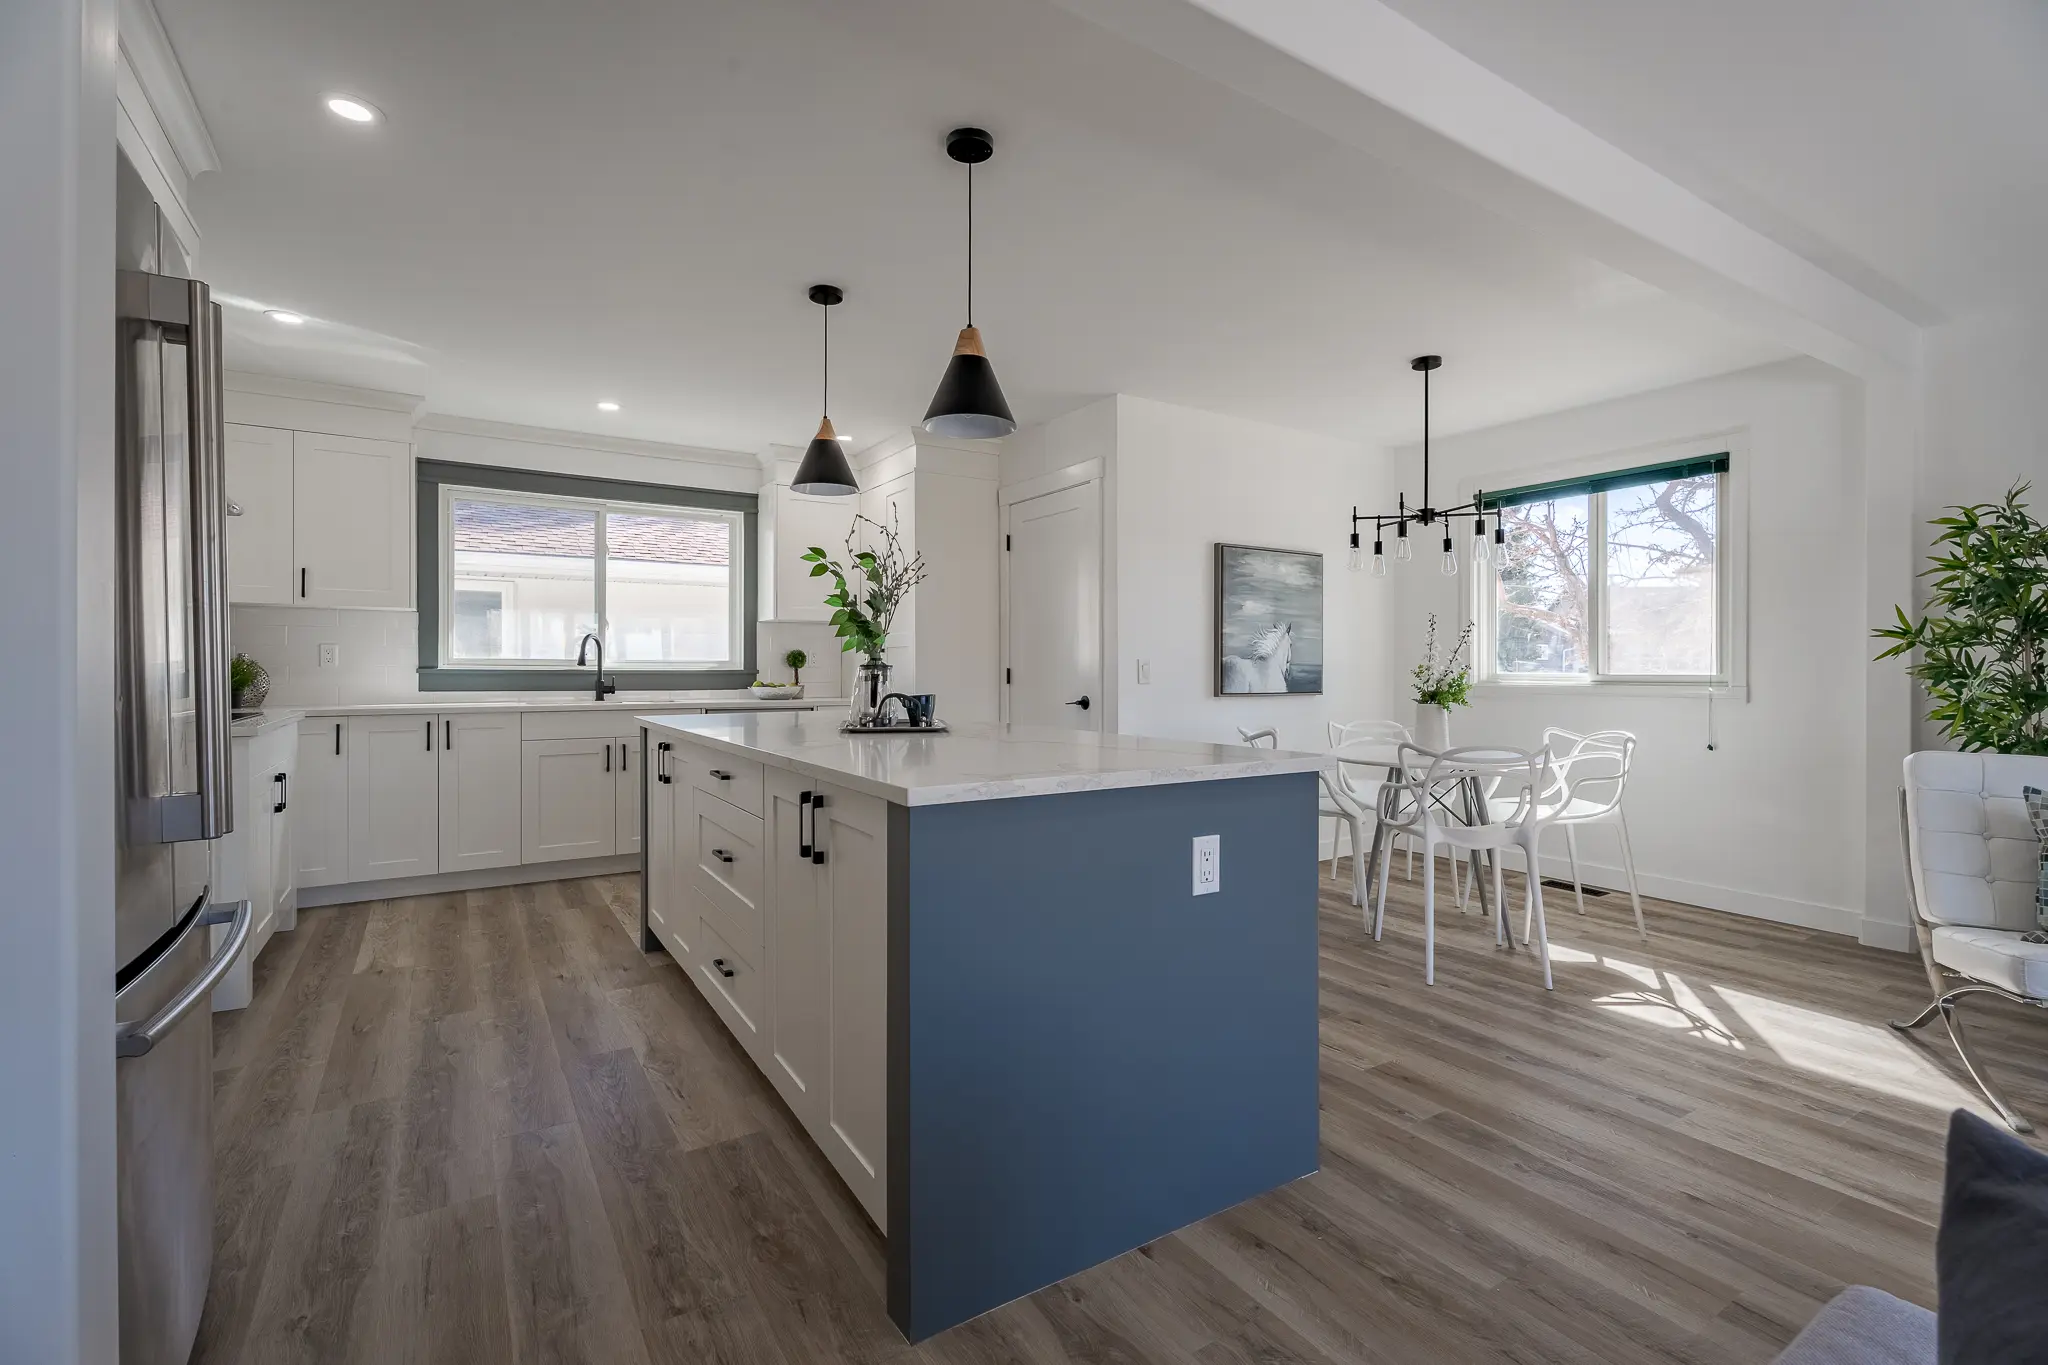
[766,484,858,622]
[860,472,917,680]
[645,737,689,966]
[438,712,522,873]
[224,423,296,604]
[521,738,618,863]
[347,714,440,881]
[213,722,298,1011]
[614,737,641,856]
[294,718,350,888]
[292,431,412,609]
[761,766,888,1217]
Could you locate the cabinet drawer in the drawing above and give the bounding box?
[694,912,764,1048]
[689,751,763,818]
[521,709,639,742]
[693,792,764,951]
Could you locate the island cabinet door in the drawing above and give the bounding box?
[763,767,890,1227]
[644,739,689,964]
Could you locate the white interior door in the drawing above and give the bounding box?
[1004,479,1102,731]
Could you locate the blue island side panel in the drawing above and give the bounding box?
[886,771,1320,1342]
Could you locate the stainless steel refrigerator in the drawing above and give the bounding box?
[111,151,251,1365]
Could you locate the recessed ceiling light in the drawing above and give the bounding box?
[596,400,621,412]
[265,310,306,326]
[324,95,381,124]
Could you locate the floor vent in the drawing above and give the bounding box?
[1540,878,1610,897]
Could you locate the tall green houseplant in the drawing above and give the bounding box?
[1874,481,2048,755]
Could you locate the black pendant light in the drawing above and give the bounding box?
[922,127,1016,439]
[791,283,859,496]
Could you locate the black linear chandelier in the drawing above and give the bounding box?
[1350,355,1504,577]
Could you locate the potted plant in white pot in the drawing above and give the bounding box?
[1411,612,1473,751]
[1874,481,2047,754]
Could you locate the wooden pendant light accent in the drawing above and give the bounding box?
[951,325,986,358]
[814,416,839,441]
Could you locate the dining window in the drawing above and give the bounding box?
[1480,454,1729,685]
[437,484,745,672]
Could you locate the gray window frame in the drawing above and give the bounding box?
[416,459,757,692]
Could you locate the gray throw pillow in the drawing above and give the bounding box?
[2027,786,2047,933]
[1938,1108,2048,1364]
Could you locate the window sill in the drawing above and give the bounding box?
[1472,680,1746,702]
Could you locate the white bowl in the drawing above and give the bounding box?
[748,684,804,700]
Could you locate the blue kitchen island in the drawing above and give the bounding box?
[638,711,1323,1341]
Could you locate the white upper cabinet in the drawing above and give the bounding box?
[766,484,858,622]
[224,424,296,604]
[347,714,440,882]
[438,712,522,874]
[293,432,412,609]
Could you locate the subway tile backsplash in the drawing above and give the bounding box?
[231,607,852,707]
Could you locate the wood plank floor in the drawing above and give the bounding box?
[195,861,2048,1364]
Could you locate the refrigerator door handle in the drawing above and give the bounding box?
[182,280,232,840]
[116,899,251,1059]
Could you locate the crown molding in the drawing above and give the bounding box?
[417,413,758,469]
[225,370,425,416]
[119,0,217,178]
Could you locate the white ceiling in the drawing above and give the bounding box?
[1374,0,2048,326]
[158,0,1787,454]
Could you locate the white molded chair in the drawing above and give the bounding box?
[1328,721,1428,888]
[1894,750,2048,1133]
[1375,745,1575,989]
[1488,728,1645,939]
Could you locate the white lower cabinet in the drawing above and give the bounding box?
[615,738,642,857]
[522,737,620,863]
[438,712,522,873]
[213,722,299,1010]
[294,718,350,889]
[651,740,888,1228]
[348,714,441,882]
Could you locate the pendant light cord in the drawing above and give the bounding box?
[1421,362,1430,513]
[966,161,975,327]
[821,297,829,416]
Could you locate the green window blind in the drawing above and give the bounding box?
[1480,453,1729,510]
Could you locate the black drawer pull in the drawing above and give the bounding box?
[710,848,734,863]
[657,741,671,783]
[711,957,736,979]
[709,768,732,781]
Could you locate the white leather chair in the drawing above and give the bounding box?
[1894,750,2048,1133]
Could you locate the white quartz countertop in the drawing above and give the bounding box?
[639,711,1325,806]
[231,707,305,738]
[297,690,838,717]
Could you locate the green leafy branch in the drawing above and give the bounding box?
[1873,481,2048,754]
[801,510,928,661]
[1411,612,1475,709]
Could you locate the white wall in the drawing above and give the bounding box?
[0,0,121,1358]
[1391,359,1870,936]
[1003,396,1392,754]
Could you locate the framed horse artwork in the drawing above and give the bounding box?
[1215,543,1324,696]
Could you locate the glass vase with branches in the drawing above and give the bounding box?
[803,510,928,664]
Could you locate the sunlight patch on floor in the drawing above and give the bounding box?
[1548,941,1744,1048]
[1714,984,1979,1111]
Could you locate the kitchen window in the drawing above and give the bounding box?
[1478,451,1734,688]
[416,460,756,690]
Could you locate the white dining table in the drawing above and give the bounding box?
[1329,740,1521,949]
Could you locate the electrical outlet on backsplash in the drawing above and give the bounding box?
[229,606,422,707]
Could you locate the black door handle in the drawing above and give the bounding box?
[1066,695,1091,711]
[604,744,611,773]
[334,721,341,756]
[300,567,307,598]
[425,719,432,750]
[798,791,812,859]
[657,741,671,783]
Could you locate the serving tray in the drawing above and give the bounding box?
[840,721,950,735]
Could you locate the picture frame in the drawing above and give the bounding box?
[1215,543,1324,696]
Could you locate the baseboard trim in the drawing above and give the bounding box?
[298,854,641,908]
[1318,819,1870,943]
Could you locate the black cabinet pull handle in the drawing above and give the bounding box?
[1066,695,1091,711]
[709,768,731,781]
[604,743,611,773]
[445,719,452,750]
[425,720,432,750]
[810,793,826,865]
[798,790,813,859]
[300,567,307,598]
[711,848,733,863]
[619,742,628,771]
[273,772,287,814]
[334,722,342,755]
[657,741,671,783]
[711,957,735,979]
